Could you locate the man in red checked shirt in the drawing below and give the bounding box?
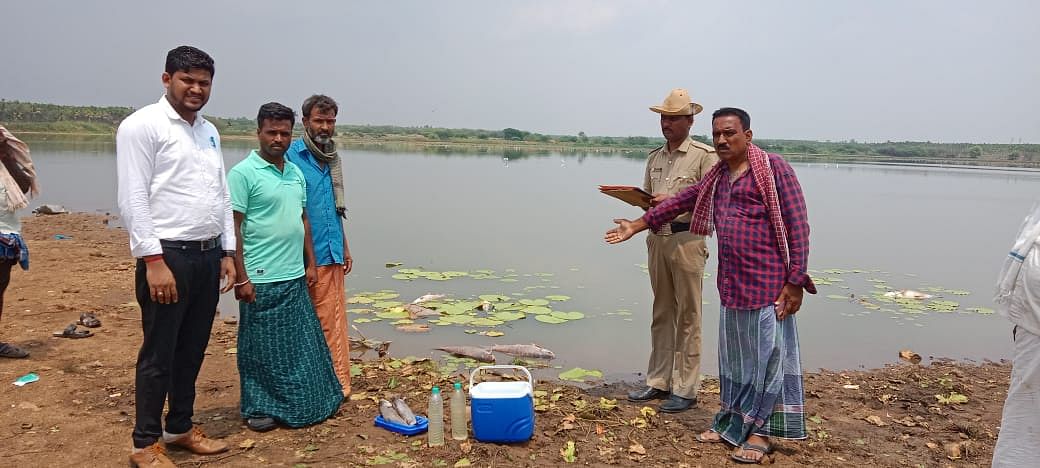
[606,107,815,464]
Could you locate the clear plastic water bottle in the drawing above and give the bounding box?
[450,382,467,440]
[427,386,444,446]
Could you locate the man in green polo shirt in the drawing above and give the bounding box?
[228,102,342,432]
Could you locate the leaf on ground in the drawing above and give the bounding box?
[453,458,472,467]
[640,406,656,418]
[936,392,969,404]
[239,438,256,449]
[628,442,646,455]
[808,415,824,424]
[560,441,577,463]
[598,397,618,410]
[864,415,887,426]
[350,364,362,377]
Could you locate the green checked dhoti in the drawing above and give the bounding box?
[712,304,806,444]
[238,277,343,427]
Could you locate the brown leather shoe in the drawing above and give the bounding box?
[166,426,229,455]
[128,442,175,468]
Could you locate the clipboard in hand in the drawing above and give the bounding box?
[598,185,653,209]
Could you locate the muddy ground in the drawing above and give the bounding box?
[0,214,1010,467]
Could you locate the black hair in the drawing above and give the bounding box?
[302,94,339,118]
[712,107,751,131]
[164,46,215,77]
[256,102,296,129]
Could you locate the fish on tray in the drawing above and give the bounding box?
[436,345,496,363]
[379,399,409,426]
[491,343,556,360]
[392,396,417,425]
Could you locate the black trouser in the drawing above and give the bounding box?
[132,245,221,448]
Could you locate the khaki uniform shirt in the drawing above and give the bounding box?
[643,137,718,234]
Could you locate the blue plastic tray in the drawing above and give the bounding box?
[374,414,429,436]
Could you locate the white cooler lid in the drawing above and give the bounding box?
[470,381,532,399]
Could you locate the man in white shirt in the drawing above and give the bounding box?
[116,46,235,468]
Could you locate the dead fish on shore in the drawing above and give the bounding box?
[404,303,440,319]
[33,204,68,215]
[491,343,556,360]
[883,290,934,300]
[350,324,392,358]
[392,396,417,425]
[436,345,496,363]
[411,294,446,304]
[379,399,409,425]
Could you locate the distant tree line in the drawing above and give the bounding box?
[2,100,1038,164]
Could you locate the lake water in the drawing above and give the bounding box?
[22,137,1038,379]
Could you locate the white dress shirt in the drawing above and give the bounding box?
[116,96,236,257]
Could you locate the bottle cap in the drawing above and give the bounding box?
[432,386,440,394]
[454,382,462,390]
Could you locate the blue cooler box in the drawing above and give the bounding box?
[469,365,535,443]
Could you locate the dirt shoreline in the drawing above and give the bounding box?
[0,214,1008,467]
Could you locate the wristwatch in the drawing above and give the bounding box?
[223,250,236,258]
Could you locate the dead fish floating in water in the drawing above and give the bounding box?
[491,343,556,360]
[404,303,440,319]
[392,396,417,425]
[477,300,495,312]
[411,294,446,304]
[883,290,934,300]
[379,399,409,425]
[436,345,495,363]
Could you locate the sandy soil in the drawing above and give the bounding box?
[0,214,1009,467]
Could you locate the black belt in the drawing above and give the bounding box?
[670,222,690,233]
[160,236,221,252]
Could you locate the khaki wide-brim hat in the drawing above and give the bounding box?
[649,88,703,116]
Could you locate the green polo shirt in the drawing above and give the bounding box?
[228,150,308,284]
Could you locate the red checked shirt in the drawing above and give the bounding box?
[642,154,816,309]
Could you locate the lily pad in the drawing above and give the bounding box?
[373,301,403,309]
[520,299,550,306]
[550,311,584,320]
[491,311,526,321]
[479,294,512,302]
[545,295,571,301]
[391,274,414,280]
[559,367,603,382]
[470,318,504,327]
[385,262,403,268]
[376,309,409,320]
[347,296,375,304]
[535,314,568,324]
[523,306,552,315]
[482,331,505,337]
[826,294,849,300]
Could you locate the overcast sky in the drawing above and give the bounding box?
[2,0,1037,143]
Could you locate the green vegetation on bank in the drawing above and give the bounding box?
[3,100,1039,167]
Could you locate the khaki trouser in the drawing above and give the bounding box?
[645,231,707,400]
[309,265,351,396]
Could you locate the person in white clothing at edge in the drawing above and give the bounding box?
[992,207,1040,467]
[116,45,236,468]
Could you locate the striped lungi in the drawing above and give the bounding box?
[712,304,806,445]
[238,276,343,427]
